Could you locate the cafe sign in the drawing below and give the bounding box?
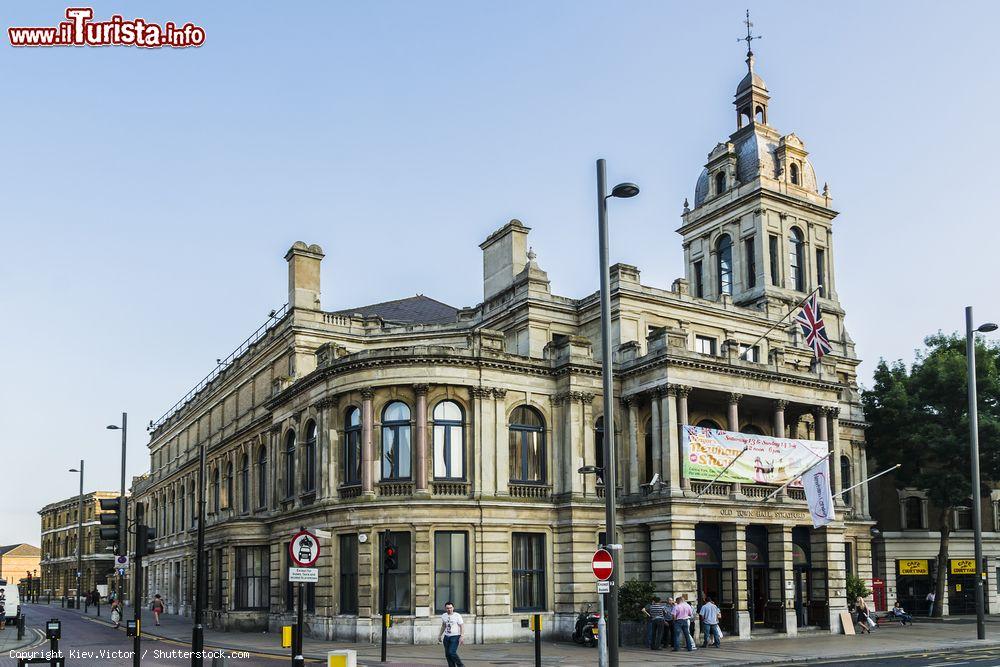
[898,559,929,575]
[950,559,977,575]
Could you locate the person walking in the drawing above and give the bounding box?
[926,590,936,617]
[438,601,465,667]
[151,594,164,626]
[645,597,668,650]
[699,596,722,648]
[855,597,873,634]
[672,595,696,652]
[110,598,122,628]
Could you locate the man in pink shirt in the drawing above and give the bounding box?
[671,596,696,652]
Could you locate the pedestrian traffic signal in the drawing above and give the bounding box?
[136,525,156,557]
[99,497,122,546]
[384,542,398,571]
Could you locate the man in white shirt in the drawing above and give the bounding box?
[438,601,465,667]
[927,591,936,617]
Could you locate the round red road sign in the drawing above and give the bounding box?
[289,529,320,567]
[592,548,613,581]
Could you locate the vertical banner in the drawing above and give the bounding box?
[802,458,835,528]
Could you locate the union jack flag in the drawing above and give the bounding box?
[795,292,833,359]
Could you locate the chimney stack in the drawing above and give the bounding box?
[284,242,324,310]
[480,220,530,301]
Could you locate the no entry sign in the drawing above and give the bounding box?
[289,529,320,567]
[592,548,613,581]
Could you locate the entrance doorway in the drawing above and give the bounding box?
[792,527,814,627]
[949,559,989,615]
[696,523,735,634]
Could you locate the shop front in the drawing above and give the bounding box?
[896,558,935,616]
[695,523,736,634]
[949,558,989,615]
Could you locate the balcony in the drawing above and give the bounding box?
[377,481,414,497]
[339,484,363,499]
[432,481,470,497]
[508,483,551,500]
[690,481,730,497]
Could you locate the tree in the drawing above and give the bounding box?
[863,333,1000,616]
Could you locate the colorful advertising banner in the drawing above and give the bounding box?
[682,425,828,487]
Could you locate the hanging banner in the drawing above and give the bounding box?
[802,458,835,527]
[682,425,828,487]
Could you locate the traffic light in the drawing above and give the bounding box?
[136,525,156,557]
[99,498,122,546]
[384,541,398,571]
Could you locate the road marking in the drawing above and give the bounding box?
[926,662,970,666]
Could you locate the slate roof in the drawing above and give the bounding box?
[0,544,39,557]
[331,295,458,325]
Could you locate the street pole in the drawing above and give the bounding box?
[966,306,986,640]
[119,413,128,607]
[76,460,84,610]
[380,529,389,663]
[293,581,304,667]
[192,443,207,666]
[597,591,608,667]
[596,158,620,665]
[133,504,144,667]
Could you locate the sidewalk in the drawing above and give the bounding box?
[35,602,1000,666]
[0,622,43,654]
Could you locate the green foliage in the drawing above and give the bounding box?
[846,574,871,605]
[618,578,656,622]
[862,333,1000,510]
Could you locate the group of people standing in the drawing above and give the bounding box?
[643,594,722,651]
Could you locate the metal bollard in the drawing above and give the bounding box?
[211,656,227,667]
[96,598,101,617]
[17,614,25,640]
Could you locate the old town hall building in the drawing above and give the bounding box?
[132,49,871,643]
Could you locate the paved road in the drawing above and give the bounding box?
[787,644,1000,666]
[0,605,300,666]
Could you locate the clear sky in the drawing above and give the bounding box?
[3,1,998,546]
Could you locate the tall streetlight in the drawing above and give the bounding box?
[192,442,207,667]
[966,306,997,641]
[69,461,84,611]
[107,412,128,605]
[596,158,639,666]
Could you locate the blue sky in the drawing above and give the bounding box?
[2,1,998,545]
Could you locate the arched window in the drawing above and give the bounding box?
[697,419,723,430]
[212,466,220,513]
[715,171,726,195]
[240,454,250,512]
[754,105,765,123]
[840,455,852,506]
[433,400,465,479]
[256,446,268,509]
[381,401,412,480]
[904,497,924,529]
[790,162,800,185]
[284,430,296,498]
[225,461,234,509]
[344,407,362,485]
[303,420,317,493]
[509,406,546,483]
[789,227,805,292]
[716,234,733,296]
[594,417,606,484]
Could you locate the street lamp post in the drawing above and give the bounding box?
[966,306,997,641]
[69,461,84,610]
[191,443,207,667]
[595,158,639,666]
[107,413,128,605]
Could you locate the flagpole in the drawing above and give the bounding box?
[759,450,833,503]
[694,445,749,499]
[739,285,823,359]
[838,463,901,498]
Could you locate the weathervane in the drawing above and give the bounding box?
[738,9,762,72]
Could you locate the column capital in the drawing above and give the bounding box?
[816,405,832,417]
[577,391,595,403]
[491,387,507,399]
[360,386,375,400]
[413,383,429,396]
[828,406,841,419]
[774,399,788,410]
[471,386,492,398]
[728,392,742,405]
[621,395,635,408]
[314,395,339,410]
[676,385,691,398]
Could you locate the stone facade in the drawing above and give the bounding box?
[131,53,872,644]
[38,492,119,597]
[0,544,41,587]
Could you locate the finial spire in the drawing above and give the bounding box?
[738,9,762,74]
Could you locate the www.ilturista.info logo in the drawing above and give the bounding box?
[9,8,205,48]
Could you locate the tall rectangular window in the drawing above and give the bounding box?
[693,261,704,298]
[738,344,760,363]
[285,541,294,612]
[339,534,358,614]
[769,235,780,286]
[816,248,826,295]
[234,546,269,610]
[512,533,546,611]
[844,542,854,577]
[434,532,469,612]
[695,335,717,356]
[380,531,411,614]
[745,237,757,288]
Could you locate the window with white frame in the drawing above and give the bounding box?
[696,335,717,356]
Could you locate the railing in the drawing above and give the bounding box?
[786,488,806,501]
[150,303,290,431]
[596,484,623,499]
[339,485,362,499]
[509,483,552,499]
[690,481,730,497]
[742,484,778,499]
[377,481,414,497]
[432,481,470,496]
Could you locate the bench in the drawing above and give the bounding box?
[874,611,908,627]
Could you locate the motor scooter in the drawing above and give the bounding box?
[571,604,599,647]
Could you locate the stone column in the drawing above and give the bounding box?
[414,384,429,494]
[317,396,338,499]
[625,397,639,494]
[774,400,787,438]
[650,389,662,491]
[471,387,494,496]
[812,526,848,634]
[728,393,742,495]
[769,526,797,636]
[650,521,697,601]
[571,393,590,495]
[830,408,843,502]
[493,388,509,494]
[676,387,691,490]
[721,524,751,638]
[858,442,870,517]
[582,395,596,496]
[661,386,681,494]
[361,387,374,496]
